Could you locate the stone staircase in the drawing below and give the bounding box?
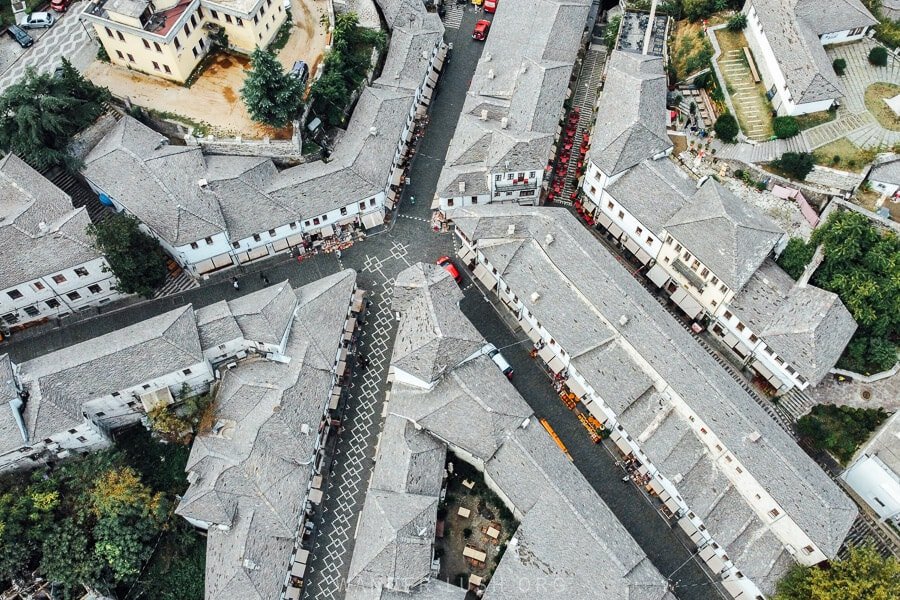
[775,387,816,421]
[559,47,607,206]
[840,512,900,560]
[804,111,876,149]
[713,133,811,164]
[43,168,113,225]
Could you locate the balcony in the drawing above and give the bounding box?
[672,259,706,292]
[494,177,538,192]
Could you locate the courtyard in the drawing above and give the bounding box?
[84,0,331,138]
[712,27,774,141]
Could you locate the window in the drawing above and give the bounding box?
[199,37,205,49]
[143,39,151,49]
[24,306,40,317]
[786,365,796,375]
[700,427,707,434]
[117,31,125,42]
[764,347,774,355]
[45,298,60,309]
[105,27,113,37]
[183,23,191,36]
[192,47,198,59]
[617,210,624,219]
[700,268,709,277]
[802,545,814,555]
[232,241,240,249]
[472,198,479,204]
[74,267,90,278]
[225,14,232,23]
[723,311,732,320]
[205,237,213,245]
[710,276,719,285]
[715,444,723,451]
[211,9,219,19]
[153,61,161,71]
[312,218,320,225]
[164,65,172,74]
[370,198,376,206]
[590,186,596,195]
[646,236,653,245]
[96,412,106,417]
[253,233,261,242]
[116,50,125,60]
[768,509,780,518]
[268,229,277,237]
[322,215,328,221]
[736,323,745,332]
[719,284,727,293]
[254,14,259,23]
[111,391,120,397]
[736,466,743,473]
[711,300,717,307]
[674,243,682,252]
[529,171,536,178]
[183,368,192,375]
[635,226,643,235]
[154,41,162,52]
[290,221,298,229]
[682,251,691,261]
[174,36,181,50]
[725,455,732,463]
[127,53,135,63]
[358,202,366,210]
[66,291,81,301]
[191,14,198,27]
[142,384,151,390]
[190,242,199,249]
[7,289,22,300]
[749,334,758,343]
[607,201,614,210]
[197,7,203,18]
[88,284,102,294]
[236,17,244,26]
[340,207,347,216]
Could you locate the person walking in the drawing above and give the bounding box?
[232,277,240,290]
[260,273,270,286]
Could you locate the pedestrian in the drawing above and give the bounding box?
[260,273,270,286]
[622,476,630,483]
[410,195,416,205]
[336,248,342,259]
[232,277,240,290]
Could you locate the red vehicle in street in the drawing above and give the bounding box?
[50,0,71,12]
[472,19,491,41]
[437,256,462,284]
[484,0,498,13]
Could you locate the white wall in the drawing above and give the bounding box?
[868,178,900,197]
[656,235,734,312]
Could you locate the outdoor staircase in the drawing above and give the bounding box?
[804,111,875,149]
[558,47,607,206]
[43,168,113,224]
[776,387,816,421]
[840,512,899,560]
[712,133,811,164]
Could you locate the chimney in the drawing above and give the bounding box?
[480,109,488,121]
[619,315,629,326]
[488,69,495,79]
[530,292,540,303]
[369,126,378,136]
[748,431,761,443]
[197,178,208,188]
[544,233,554,245]
[500,117,508,129]
[507,224,515,236]
[459,181,466,193]
[484,53,492,62]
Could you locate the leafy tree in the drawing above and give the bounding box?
[87,212,168,298]
[714,113,739,142]
[833,57,847,76]
[0,59,110,171]
[727,13,747,31]
[869,45,889,66]
[241,46,305,128]
[797,405,888,463]
[40,518,100,599]
[777,237,815,279]
[775,545,900,600]
[772,151,814,180]
[605,14,622,51]
[773,116,800,139]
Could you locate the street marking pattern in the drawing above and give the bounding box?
[443,3,464,29]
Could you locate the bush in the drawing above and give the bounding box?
[463,527,473,539]
[869,46,888,67]
[796,404,888,464]
[777,237,815,280]
[727,13,747,32]
[832,57,847,76]
[771,152,814,180]
[714,113,739,142]
[773,116,800,139]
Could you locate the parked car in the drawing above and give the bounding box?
[289,60,310,87]
[436,256,462,284]
[472,19,490,41]
[21,12,54,29]
[6,25,33,48]
[484,0,498,13]
[482,343,513,379]
[50,0,71,12]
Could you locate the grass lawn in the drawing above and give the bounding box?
[670,20,714,80]
[795,110,836,131]
[712,28,774,140]
[813,137,876,172]
[864,82,900,131]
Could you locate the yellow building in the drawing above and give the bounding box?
[83,0,288,83]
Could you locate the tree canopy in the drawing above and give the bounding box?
[796,404,888,463]
[715,113,739,142]
[0,60,110,171]
[772,151,815,180]
[87,212,168,298]
[241,46,306,128]
[774,545,900,600]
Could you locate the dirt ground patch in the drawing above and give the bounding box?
[435,459,515,591]
[85,0,331,138]
[813,138,876,172]
[864,82,900,132]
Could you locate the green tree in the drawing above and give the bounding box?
[87,212,168,298]
[715,113,739,142]
[777,237,815,279]
[0,59,110,171]
[241,46,305,128]
[40,518,100,599]
[796,405,889,463]
[605,14,622,51]
[772,151,814,180]
[833,57,847,76]
[775,545,900,600]
[727,13,747,31]
[773,116,800,139]
[869,45,889,66]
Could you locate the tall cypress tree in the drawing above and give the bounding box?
[241,46,305,128]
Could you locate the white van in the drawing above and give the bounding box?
[482,343,513,379]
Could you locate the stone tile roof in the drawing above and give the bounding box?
[178,270,355,600]
[604,157,696,232]
[664,179,784,292]
[18,305,203,441]
[0,154,103,291]
[0,354,26,455]
[194,281,297,351]
[867,153,900,186]
[345,580,466,600]
[377,10,444,93]
[436,0,590,198]
[749,0,875,104]
[587,51,671,177]
[449,205,857,559]
[368,414,446,497]
[390,264,484,385]
[83,117,227,246]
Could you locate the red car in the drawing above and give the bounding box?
[473,19,490,41]
[50,0,71,12]
[484,0,497,13]
[437,256,462,283]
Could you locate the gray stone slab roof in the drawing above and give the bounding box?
[345,580,466,600]
[376,12,444,93]
[0,354,26,455]
[195,281,297,350]
[730,259,857,385]
[0,154,103,291]
[83,117,227,246]
[587,51,671,177]
[390,264,484,385]
[369,414,446,497]
[749,0,875,104]
[194,299,243,351]
[604,157,696,233]
[664,179,784,292]
[19,305,203,441]
[436,0,590,199]
[448,205,857,558]
[179,270,355,600]
[867,153,900,186]
[854,412,900,476]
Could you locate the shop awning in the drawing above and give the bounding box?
[636,248,653,265]
[751,359,774,380]
[607,222,623,240]
[285,587,301,600]
[663,496,681,514]
[291,560,307,578]
[671,287,703,320]
[703,551,726,574]
[678,516,699,536]
[473,264,497,290]
[647,478,664,495]
[457,246,476,263]
[338,215,357,226]
[139,387,174,413]
[345,317,357,332]
[537,344,556,364]
[308,488,323,505]
[547,355,565,374]
[722,331,740,349]
[361,212,384,229]
[582,197,597,213]
[646,263,669,288]
[584,401,609,426]
[566,375,587,398]
[614,434,633,456]
[526,324,542,343]
[336,361,347,376]
[596,211,612,229]
[623,236,641,256]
